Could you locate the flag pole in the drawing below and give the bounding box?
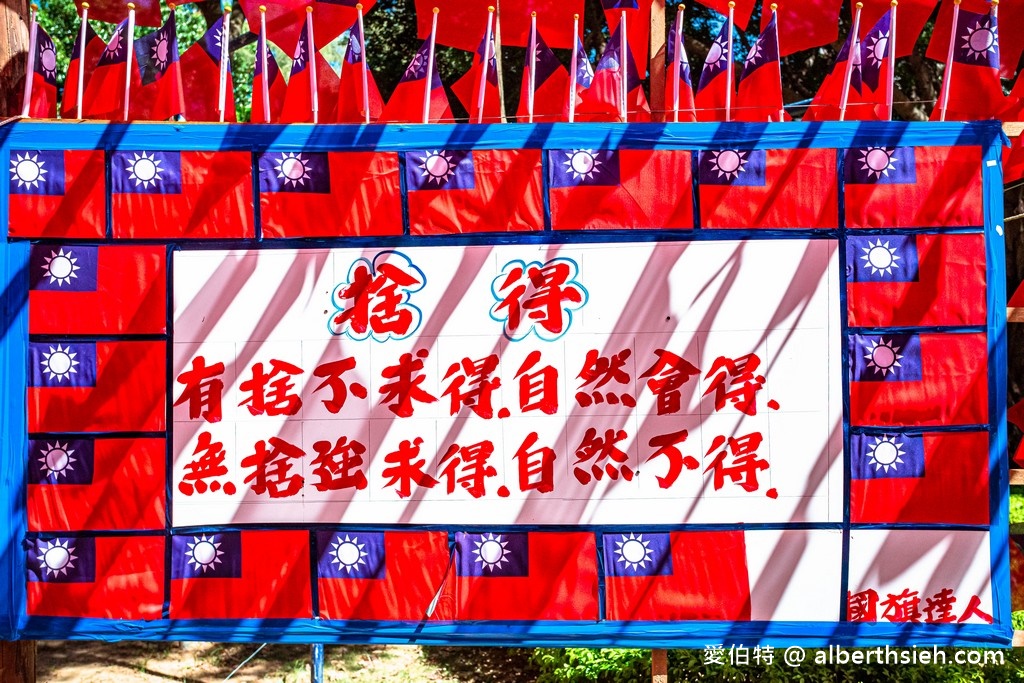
[259,5,270,122]
[306,6,318,123]
[218,6,230,122]
[771,3,783,121]
[422,6,439,124]
[671,4,684,122]
[76,2,89,118]
[170,3,185,120]
[619,9,627,121]
[568,12,579,122]
[476,6,495,123]
[839,1,863,122]
[886,0,897,119]
[20,3,38,117]
[357,3,370,124]
[528,11,537,122]
[123,2,136,121]
[724,0,734,122]
[937,0,960,121]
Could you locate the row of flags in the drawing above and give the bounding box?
[20,0,1023,124]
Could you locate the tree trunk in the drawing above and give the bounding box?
[0,0,29,117]
[0,642,36,683]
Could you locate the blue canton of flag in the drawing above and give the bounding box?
[27,537,96,582]
[849,333,923,383]
[851,433,925,479]
[291,21,312,75]
[29,341,97,387]
[30,244,98,291]
[171,533,243,579]
[200,15,229,68]
[844,147,916,185]
[456,532,529,577]
[666,20,692,87]
[9,150,64,195]
[346,20,366,66]
[860,10,891,91]
[399,42,437,85]
[404,150,475,190]
[35,29,57,85]
[574,36,594,88]
[259,152,331,193]
[527,32,562,86]
[698,149,766,186]
[738,14,779,83]
[549,149,621,187]
[602,532,672,577]
[846,235,920,283]
[316,531,386,579]
[111,150,182,194]
[601,0,639,8]
[697,23,730,93]
[135,14,179,86]
[27,438,94,485]
[953,10,999,68]
[97,20,130,67]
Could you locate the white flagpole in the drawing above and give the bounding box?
[422,6,439,124]
[839,1,863,121]
[528,12,537,122]
[886,0,897,119]
[619,9,627,121]
[20,4,38,117]
[771,3,783,121]
[123,2,136,121]
[259,5,270,122]
[476,6,495,123]
[218,7,230,122]
[357,2,370,124]
[724,1,734,122]
[568,12,579,122]
[306,6,318,123]
[938,0,960,121]
[672,5,683,122]
[76,3,89,118]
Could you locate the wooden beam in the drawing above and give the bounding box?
[652,649,668,683]
[0,0,29,115]
[1005,122,1024,138]
[1010,469,1024,486]
[649,0,667,122]
[1014,630,1024,647]
[0,642,36,683]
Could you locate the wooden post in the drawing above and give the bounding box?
[652,648,668,683]
[0,0,29,116]
[649,0,667,121]
[1,642,36,683]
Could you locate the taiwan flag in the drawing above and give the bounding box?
[548,149,693,230]
[180,15,236,122]
[698,148,838,229]
[699,0,756,30]
[281,20,342,123]
[250,30,285,123]
[695,21,734,121]
[404,149,543,234]
[929,5,1006,120]
[517,29,569,122]
[28,244,166,336]
[803,27,877,121]
[83,18,131,120]
[451,30,501,123]
[601,0,650,71]
[27,437,166,532]
[258,151,403,237]
[453,531,599,620]
[27,535,164,619]
[735,11,785,122]
[28,340,165,433]
[26,24,58,118]
[665,15,696,122]
[382,40,452,123]
[317,530,451,620]
[862,0,938,58]
[413,0,583,51]
[170,530,312,619]
[848,332,988,427]
[7,149,105,238]
[110,150,253,238]
[771,0,841,57]
[336,20,384,123]
[844,145,983,228]
[856,9,892,120]
[575,24,650,122]
[62,20,106,119]
[571,35,595,114]
[74,0,163,27]
[846,233,986,328]
[238,0,371,55]
[603,531,750,621]
[850,431,989,525]
[130,12,183,120]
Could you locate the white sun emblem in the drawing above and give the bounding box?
[866,435,906,473]
[614,533,655,571]
[151,32,170,70]
[860,239,901,276]
[41,248,80,286]
[418,150,457,185]
[563,149,603,181]
[104,27,123,58]
[744,38,763,69]
[38,441,77,480]
[960,17,998,62]
[40,344,79,382]
[185,534,224,573]
[405,51,426,79]
[10,152,47,189]
[472,533,510,572]
[39,39,57,79]
[706,35,729,72]
[707,149,749,180]
[292,38,306,68]
[330,535,369,574]
[858,147,897,179]
[864,30,889,68]
[274,152,314,187]
[38,539,78,577]
[863,338,903,377]
[125,152,163,189]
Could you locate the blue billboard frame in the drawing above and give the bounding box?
[0,120,1011,647]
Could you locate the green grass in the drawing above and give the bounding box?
[1012,491,1024,524]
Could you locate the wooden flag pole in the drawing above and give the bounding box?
[475,6,495,123]
[218,6,229,122]
[422,6,438,123]
[123,2,136,121]
[19,3,37,117]
[568,13,579,122]
[839,1,863,121]
[937,0,960,121]
[357,3,370,123]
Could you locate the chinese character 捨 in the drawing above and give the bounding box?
[178,431,236,495]
[639,349,699,415]
[513,431,557,493]
[703,353,771,416]
[240,436,304,498]
[515,350,558,415]
[333,255,425,339]
[441,355,501,418]
[576,348,636,408]
[238,359,304,416]
[381,437,438,498]
[573,427,632,484]
[310,436,368,492]
[704,432,771,494]
[439,441,498,498]
[646,429,698,489]
[312,358,367,414]
[490,259,587,340]
[174,356,225,423]
[379,349,438,418]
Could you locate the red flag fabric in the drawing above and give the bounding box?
[770,0,842,57]
[335,19,385,123]
[281,21,341,123]
[180,15,236,122]
[452,531,599,620]
[317,530,450,620]
[7,149,105,238]
[413,0,583,51]
[735,11,784,122]
[26,24,58,117]
[850,431,989,525]
[451,30,501,123]
[250,31,286,123]
[695,20,735,121]
[665,15,696,122]
[1004,76,1024,185]
[848,332,988,427]
[28,340,166,433]
[110,150,253,239]
[603,530,750,621]
[238,0,373,55]
[928,5,1006,120]
[75,0,163,27]
[258,151,403,237]
[382,40,452,123]
[576,24,650,122]
[697,0,755,30]
[27,535,164,618]
[927,0,1023,79]
[603,1,652,73]
[846,233,987,328]
[548,149,693,230]
[27,437,166,531]
[516,29,570,122]
[803,25,883,122]
[62,20,106,119]
[861,0,939,58]
[28,244,166,336]
[843,145,983,228]
[698,148,838,229]
[129,12,184,121]
[83,18,133,119]
[405,149,543,234]
[170,530,312,619]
